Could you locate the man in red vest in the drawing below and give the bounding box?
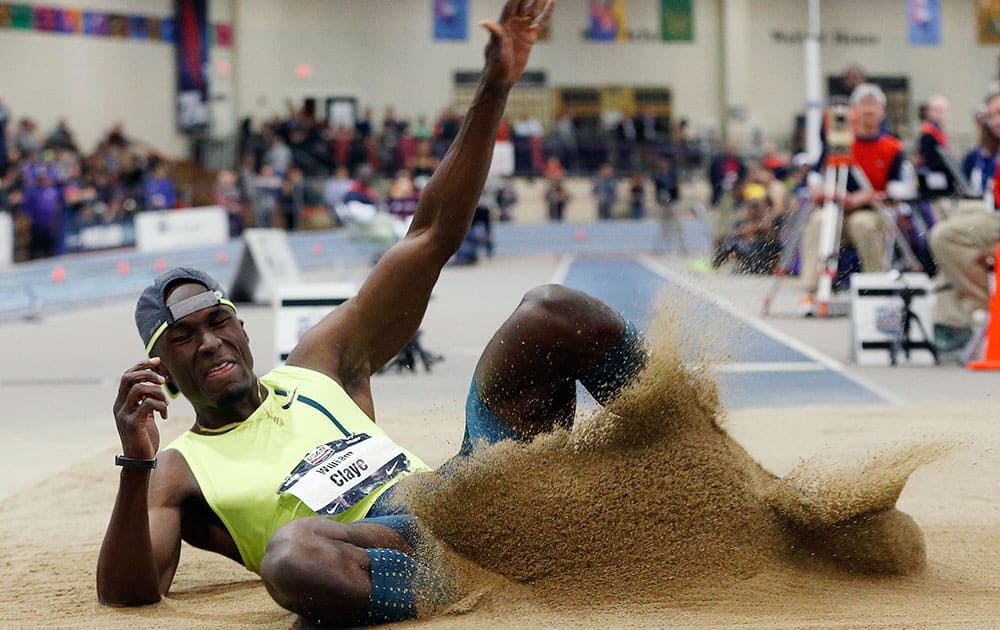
[800,83,912,314]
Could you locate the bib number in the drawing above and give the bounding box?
[278,434,409,516]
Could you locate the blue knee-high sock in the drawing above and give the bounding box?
[579,318,647,405]
[365,548,418,625]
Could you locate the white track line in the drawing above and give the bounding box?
[638,256,904,405]
[551,253,574,285]
[710,362,826,373]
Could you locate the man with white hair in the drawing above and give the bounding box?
[800,83,911,313]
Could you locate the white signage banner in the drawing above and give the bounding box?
[0,212,12,271]
[850,272,937,366]
[135,206,228,252]
[274,282,357,368]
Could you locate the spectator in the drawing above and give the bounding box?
[408,139,439,180]
[143,162,176,211]
[615,109,638,170]
[929,89,1000,353]
[546,175,570,222]
[760,142,788,180]
[915,95,954,201]
[628,173,646,219]
[708,139,747,207]
[21,170,62,259]
[323,165,353,210]
[652,155,680,208]
[14,118,40,157]
[251,165,281,228]
[412,114,432,141]
[264,130,292,175]
[45,119,78,153]
[213,169,244,237]
[961,109,998,202]
[712,182,781,274]
[495,175,518,222]
[343,164,380,206]
[279,167,306,230]
[354,107,374,140]
[0,96,9,176]
[386,169,419,221]
[593,163,618,220]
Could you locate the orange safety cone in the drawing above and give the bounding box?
[116,260,130,276]
[215,251,229,265]
[968,245,1000,370]
[574,228,586,243]
[51,265,66,283]
[311,242,323,256]
[154,258,167,273]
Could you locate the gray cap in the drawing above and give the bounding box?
[135,267,237,356]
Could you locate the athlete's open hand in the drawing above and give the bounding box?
[113,357,169,460]
[481,0,556,86]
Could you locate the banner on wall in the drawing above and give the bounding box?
[175,0,210,133]
[433,0,467,41]
[907,0,940,46]
[83,11,108,36]
[979,0,1000,44]
[11,3,32,29]
[661,0,693,42]
[588,0,627,42]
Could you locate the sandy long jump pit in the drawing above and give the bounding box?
[1,311,999,628]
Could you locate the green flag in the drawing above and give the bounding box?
[11,3,32,29]
[661,0,693,42]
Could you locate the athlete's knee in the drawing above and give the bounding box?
[516,284,620,341]
[261,518,364,614]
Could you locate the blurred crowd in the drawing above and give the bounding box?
[0,98,177,259]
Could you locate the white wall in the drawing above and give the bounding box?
[234,0,723,131]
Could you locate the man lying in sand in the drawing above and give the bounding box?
[98,1,929,623]
[94,2,649,625]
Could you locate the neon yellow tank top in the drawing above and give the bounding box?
[167,365,430,573]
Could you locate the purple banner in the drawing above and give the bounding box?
[175,0,209,132]
[33,6,57,31]
[83,11,108,36]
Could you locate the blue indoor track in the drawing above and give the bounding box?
[562,256,886,409]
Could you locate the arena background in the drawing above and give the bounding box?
[2,0,1000,627]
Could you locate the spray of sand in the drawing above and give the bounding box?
[395,304,950,616]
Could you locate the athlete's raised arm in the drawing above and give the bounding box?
[287,0,556,409]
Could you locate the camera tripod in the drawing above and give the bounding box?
[888,282,938,366]
[761,156,922,317]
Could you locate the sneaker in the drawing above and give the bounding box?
[933,324,973,353]
[798,293,816,317]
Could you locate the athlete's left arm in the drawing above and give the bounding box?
[286,1,555,403]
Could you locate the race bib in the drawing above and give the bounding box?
[278,434,409,516]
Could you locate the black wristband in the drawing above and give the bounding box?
[115,455,158,469]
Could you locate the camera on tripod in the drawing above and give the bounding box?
[826,101,854,159]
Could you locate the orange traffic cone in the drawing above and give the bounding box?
[968,244,1000,370]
